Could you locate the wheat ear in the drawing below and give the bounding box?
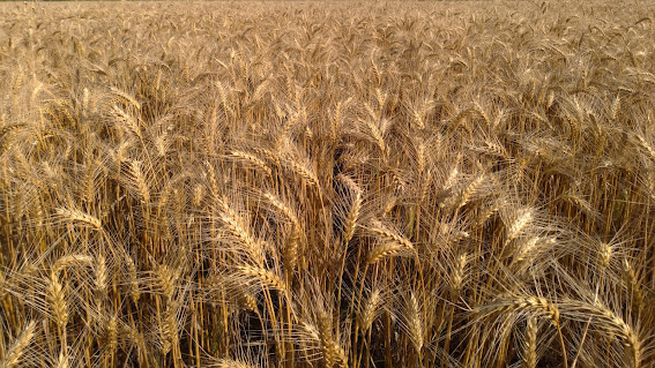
[1,321,36,368]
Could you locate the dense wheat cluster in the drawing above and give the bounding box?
[1,1,655,367]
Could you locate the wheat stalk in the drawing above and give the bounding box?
[228,150,272,176]
[360,289,382,332]
[214,197,265,266]
[338,174,363,244]
[1,321,36,368]
[95,253,107,296]
[123,160,151,204]
[524,317,538,368]
[505,207,534,243]
[46,272,68,330]
[561,299,642,368]
[125,255,140,304]
[235,265,287,293]
[54,208,102,230]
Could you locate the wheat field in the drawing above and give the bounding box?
[1,1,654,367]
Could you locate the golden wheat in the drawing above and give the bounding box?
[1,2,654,367]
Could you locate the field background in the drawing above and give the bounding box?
[1,1,655,368]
